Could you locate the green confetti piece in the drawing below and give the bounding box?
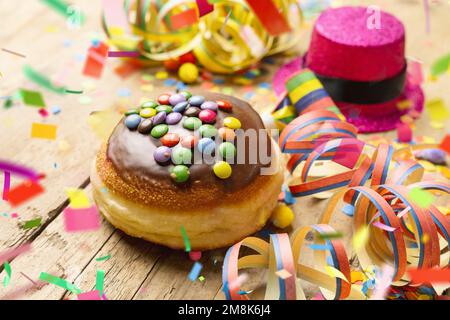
[95,269,105,297]
[181,226,191,252]
[19,89,46,107]
[198,276,205,282]
[23,217,42,230]
[430,54,450,77]
[3,262,11,287]
[39,272,81,294]
[317,231,343,240]
[95,254,111,262]
[409,187,434,209]
[23,65,66,94]
[40,0,85,24]
[65,89,83,94]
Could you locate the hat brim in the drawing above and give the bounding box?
[283,56,425,133]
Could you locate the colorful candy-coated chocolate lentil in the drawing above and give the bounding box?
[140,108,156,118]
[178,62,198,84]
[161,132,180,147]
[223,117,241,129]
[125,108,139,116]
[200,101,218,111]
[219,142,236,159]
[199,109,217,123]
[188,95,205,106]
[183,117,202,130]
[150,124,169,138]
[173,101,189,113]
[179,91,192,99]
[152,111,167,125]
[218,127,236,141]
[153,146,172,163]
[156,105,172,114]
[181,135,199,148]
[199,124,218,138]
[198,138,215,154]
[172,147,192,165]
[184,107,201,117]
[189,251,202,261]
[213,161,232,179]
[137,118,153,134]
[168,93,186,106]
[158,93,171,105]
[271,204,294,228]
[170,165,190,183]
[217,100,232,111]
[166,112,182,125]
[141,101,158,108]
[124,114,141,130]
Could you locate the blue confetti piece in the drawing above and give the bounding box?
[342,204,354,217]
[117,88,131,97]
[308,244,331,251]
[188,262,203,282]
[176,81,188,90]
[213,78,225,84]
[92,39,100,47]
[259,82,271,89]
[282,185,296,205]
[163,78,177,86]
[243,92,255,100]
[63,39,72,47]
[51,106,61,114]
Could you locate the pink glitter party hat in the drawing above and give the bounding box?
[303,6,424,133]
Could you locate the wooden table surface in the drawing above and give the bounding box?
[0,0,449,300]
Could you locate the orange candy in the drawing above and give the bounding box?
[160,133,180,147]
[218,127,236,141]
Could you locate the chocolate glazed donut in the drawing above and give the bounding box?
[92,92,284,250]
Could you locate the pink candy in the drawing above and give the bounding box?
[199,109,216,123]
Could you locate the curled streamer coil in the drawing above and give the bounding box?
[102,0,303,73]
[222,69,450,300]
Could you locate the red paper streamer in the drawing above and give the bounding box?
[170,8,199,30]
[408,268,450,284]
[196,0,214,17]
[245,0,291,36]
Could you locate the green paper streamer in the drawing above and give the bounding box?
[95,269,105,297]
[40,0,86,24]
[23,65,66,94]
[95,254,111,262]
[430,54,450,77]
[181,226,191,252]
[3,262,11,287]
[39,272,81,294]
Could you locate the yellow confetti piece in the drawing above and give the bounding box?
[430,121,445,129]
[396,99,412,111]
[140,84,154,92]
[65,188,90,209]
[425,98,449,122]
[352,226,369,251]
[58,139,71,152]
[88,110,122,141]
[324,266,349,283]
[155,71,168,80]
[350,271,366,283]
[31,123,57,140]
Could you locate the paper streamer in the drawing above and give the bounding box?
[222,69,449,300]
[0,243,32,266]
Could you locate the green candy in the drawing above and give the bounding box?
[172,147,192,165]
[150,124,169,138]
[183,117,202,130]
[141,101,158,108]
[219,142,236,159]
[199,124,218,138]
[170,165,190,183]
[180,91,192,99]
[156,105,172,113]
[125,108,140,116]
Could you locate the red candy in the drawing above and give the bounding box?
[160,133,180,147]
[179,52,196,64]
[181,135,199,148]
[217,100,232,111]
[158,93,171,105]
[199,109,217,123]
[164,58,180,72]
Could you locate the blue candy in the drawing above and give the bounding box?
[198,138,215,154]
[173,101,189,113]
[189,95,205,106]
[124,114,141,130]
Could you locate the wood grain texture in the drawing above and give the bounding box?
[0,0,448,300]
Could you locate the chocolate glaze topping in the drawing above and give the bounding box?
[107,92,272,193]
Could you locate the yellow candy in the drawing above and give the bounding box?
[223,117,241,130]
[213,161,232,179]
[271,204,294,228]
[140,108,156,118]
[178,63,198,84]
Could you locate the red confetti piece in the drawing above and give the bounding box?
[7,180,44,207]
[82,42,109,78]
[407,268,450,284]
[38,108,49,118]
[196,0,214,17]
[439,134,450,155]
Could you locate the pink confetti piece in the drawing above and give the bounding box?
[196,0,214,17]
[397,122,412,143]
[63,205,101,233]
[373,221,397,232]
[108,51,140,58]
[77,290,101,300]
[2,171,10,201]
[0,243,32,265]
[371,265,394,300]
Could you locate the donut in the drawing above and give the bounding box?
[91,91,284,250]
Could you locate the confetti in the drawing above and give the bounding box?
[1,47,26,58]
[96,254,111,262]
[396,122,412,143]
[40,0,85,24]
[63,205,101,233]
[96,269,105,296]
[408,187,434,209]
[2,171,10,201]
[188,262,203,281]
[31,123,57,140]
[408,268,450,284]
[23,65,65,94]
[430,53,450,77]
[39,272,81,294]
[181,226,191,252]
[439,134,450,155]
[196,0,214,17]
[23,217,42,230]
[77,290,101,300]
[372,221,397,232]
[324,266,349,283]
[245,0,292,36]
[65,188,90,208]
[425,98,449,122]
[7,180,44,207]
[82,42,109,78]
[108,51,140,58]
[0,243,32,265]
[332,141,364,169]
[64,89,83,94]
[3,262,11,287]
[19,89,45,107]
